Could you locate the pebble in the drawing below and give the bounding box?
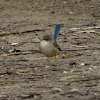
[8,49,15,53]
[80,63,85,66]
[60,77,67,81]
[52,88,62,94]
[70,28,80,31]
[32,38,40,42]
[10,42,19,46]
[63,71,67,73]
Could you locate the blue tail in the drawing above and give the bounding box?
[54,24,61,41]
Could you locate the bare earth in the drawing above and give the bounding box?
[0,0,100,100]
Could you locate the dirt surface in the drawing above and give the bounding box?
[0,0,100,100]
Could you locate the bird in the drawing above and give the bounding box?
[39,24,61,60]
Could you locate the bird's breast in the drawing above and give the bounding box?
[39,40,58,57]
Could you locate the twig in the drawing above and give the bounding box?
[70,77,100,83]
[0,54,74,61]
[0,29,45,36]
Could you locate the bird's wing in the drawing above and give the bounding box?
[53,41,61,51]
[54,24,61,41]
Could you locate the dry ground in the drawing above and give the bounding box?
[0,0,100,100]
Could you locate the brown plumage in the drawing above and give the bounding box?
[39,35,61,57]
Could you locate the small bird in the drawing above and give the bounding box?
[39,24,61,60]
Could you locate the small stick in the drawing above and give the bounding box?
[0,29,45,36]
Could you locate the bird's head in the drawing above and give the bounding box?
[42,35,53,41]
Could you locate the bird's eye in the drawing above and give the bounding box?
[45,39,49,41]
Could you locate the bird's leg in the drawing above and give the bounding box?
[46,57,49,62]
[43,57,49,65]
[54,56,57,64]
